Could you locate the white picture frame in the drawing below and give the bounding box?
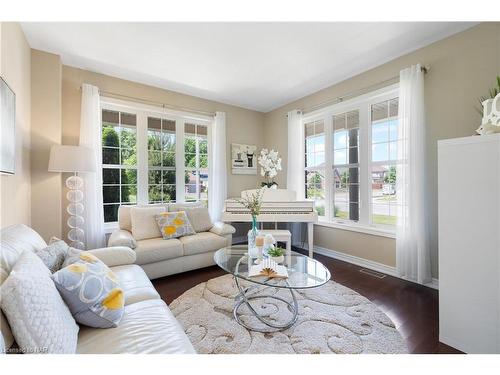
[231,143,257,175]
[1,77,16,175]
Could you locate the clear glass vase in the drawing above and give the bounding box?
[247,215,259,256]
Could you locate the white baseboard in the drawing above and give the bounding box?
[300,243,439,290]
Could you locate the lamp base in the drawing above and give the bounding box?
[66,174,85,249]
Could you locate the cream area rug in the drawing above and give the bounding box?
[169,274,408,354]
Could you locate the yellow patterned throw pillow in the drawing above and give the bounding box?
[155,211,195,239]
[52,252,124,328]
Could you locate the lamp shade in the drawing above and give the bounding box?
[48,145,96,173]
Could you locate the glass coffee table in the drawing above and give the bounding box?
[214,245,331,332]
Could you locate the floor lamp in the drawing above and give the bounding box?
[48,145,96,249]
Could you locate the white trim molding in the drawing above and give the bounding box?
[302,243,439,290]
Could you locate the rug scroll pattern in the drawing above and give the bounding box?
[169,274,408,354]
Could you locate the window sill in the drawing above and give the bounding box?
[316,219,396,239]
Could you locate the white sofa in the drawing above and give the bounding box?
[0,224,195,354]
[108,203,236,279]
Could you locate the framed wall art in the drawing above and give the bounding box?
[231,143,257,175]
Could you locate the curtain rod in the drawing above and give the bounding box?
[298,65,430,115]
[80,87,216,117]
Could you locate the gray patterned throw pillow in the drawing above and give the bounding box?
[155,211,196,239]
[34,239,69,273]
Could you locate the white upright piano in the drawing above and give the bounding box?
[222,189,318,257]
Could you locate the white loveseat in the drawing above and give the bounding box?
[108,203,236,279]
[0,224,195,354]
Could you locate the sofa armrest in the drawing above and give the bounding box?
[87,246,137,267]
[108,229,137,249]
[209,222,236,236]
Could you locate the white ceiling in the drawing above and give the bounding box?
[21,22,476,112]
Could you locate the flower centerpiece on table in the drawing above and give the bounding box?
[237,189,264,254]
[258,149,282,188]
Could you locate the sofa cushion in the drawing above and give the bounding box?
[111,264,160,305]
[1,224,47,285]
[156,211,195,239]
[168,201,203,212]
[0,251,79,354]
[180,232,227,256]
[118,205,133,232]
[52,252,125,328]
[134,238,183,265]
[76,299,195,354]
[118,204,166,232]
[185,207,213,233]
[130,206,167,241]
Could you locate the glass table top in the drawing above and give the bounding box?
[214,245,331,289]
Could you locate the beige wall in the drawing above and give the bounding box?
[0,23,32,229]
[315,226,396,266]
[30,50,62,241]
[61,66,265,238]
[264,23,500,276]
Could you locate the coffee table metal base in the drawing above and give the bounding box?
[233,275,299,332]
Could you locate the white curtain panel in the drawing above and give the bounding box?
[79,84,105,249]
[208,111,227,222]
[287,110,304,198]
[396,64,431,285]
[287,110,304,246]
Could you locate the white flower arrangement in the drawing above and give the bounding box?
[258,149,282,186]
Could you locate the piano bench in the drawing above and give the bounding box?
[259,229,291,255]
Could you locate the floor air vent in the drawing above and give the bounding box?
[359,268,386,279]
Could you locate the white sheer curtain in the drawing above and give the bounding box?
[396,64,431,285]
[287,109,304,245]
[287,109,304,198]
[79,84,105,249]
[208,111,227,222]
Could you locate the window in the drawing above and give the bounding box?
[304,120,325,217]
[147,117,176,204]
[370,98,400,226]
[101,100,212,223]
[302,84,400,232]
[333,110,359,222]
[102,110,138,222]
[184,123,209,204]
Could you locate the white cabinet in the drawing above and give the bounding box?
[438,134,500,353]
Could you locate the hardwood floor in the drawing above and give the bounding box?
[152,247,461,354]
